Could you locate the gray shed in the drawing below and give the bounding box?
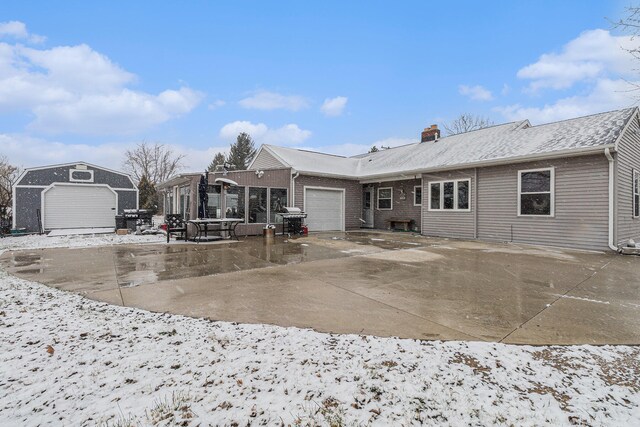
[12,162,138,233]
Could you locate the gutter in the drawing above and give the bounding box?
[605,148,618,251]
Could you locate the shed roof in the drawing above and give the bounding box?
[259,108,637,179]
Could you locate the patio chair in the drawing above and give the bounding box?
[165,214,187,243]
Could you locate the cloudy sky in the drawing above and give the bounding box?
[0,1,637,172]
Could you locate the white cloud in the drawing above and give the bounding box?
[517,29,637,92]
[0,133,228,172]
[29,87,203,135]
[320,96,348,116]
[496,78,637,124]
[0,35,203,135]
[496,29,640,124]
[238,90,309,111]
[0,21,45,43]
[459,85,493,101]
[208,99,226,110]
[219,121,311,145]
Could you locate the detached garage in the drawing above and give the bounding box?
[13,162,138,233]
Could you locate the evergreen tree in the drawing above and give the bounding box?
[226,132,257,170]
[138,174,158,214]
[207,152,227,172]
[369,145,379,153]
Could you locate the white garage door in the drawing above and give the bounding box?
[305,188,344,231]
[44,185,117,229]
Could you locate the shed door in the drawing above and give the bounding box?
[305,188,344,231]
[44,185,117,229]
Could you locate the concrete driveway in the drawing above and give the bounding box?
[2,231,639,344]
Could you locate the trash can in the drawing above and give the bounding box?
[263,227,275,239]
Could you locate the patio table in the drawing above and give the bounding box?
[188,218,243,242]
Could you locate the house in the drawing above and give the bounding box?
[13,162,138,232]
[162,108,640,251]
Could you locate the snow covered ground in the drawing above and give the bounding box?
[1,237,639,425]
[0,232,166,252]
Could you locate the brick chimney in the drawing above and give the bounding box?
[421,124,440,143]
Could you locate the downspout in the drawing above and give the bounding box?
[291,170,299,207]
[605,148,618,251]
[474,168,478,239]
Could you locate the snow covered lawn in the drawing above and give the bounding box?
[0,232,166,252]
[0,235,639,425]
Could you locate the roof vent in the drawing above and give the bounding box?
[421,124,440,143]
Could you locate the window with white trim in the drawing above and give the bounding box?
[634,169,639,218]
[428,179,471,211]
[377,187,392,210]
[518,168,554,216]
[414,186,422,206]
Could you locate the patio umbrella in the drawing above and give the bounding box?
[198,172,208,218]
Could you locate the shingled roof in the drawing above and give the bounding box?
[256,108,637,179]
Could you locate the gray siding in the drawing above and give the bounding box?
[115,190,138,214]
[18,164,135,188]
[615,114,640,245]
[422,169,476,239]
[295,175,362,230]
[14,188,43,232]
[369,178,421,231]
[476,155,609,251]
[250,149,287,170]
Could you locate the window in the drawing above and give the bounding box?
[518,168,554,216]
[457,180,469,210]
[377,187,392,210]
[363,190,371,209]
[430,183,440,210]
[179,186,190,219]
[225,186,245,220]
[634,170,639,218]
[414,186,422,206]
[206,184,222,218]
[270,188,288,223]
[69,168,94,183]
[166,192,174,214]
[248,187,268,223]
[429,179,471,211]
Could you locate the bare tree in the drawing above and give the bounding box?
[0,155,21,214]
[611,6,640,94]
[443,113,494,136]
[123,142,185,185]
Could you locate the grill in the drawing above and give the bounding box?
[121,209,154,231]
[277,207,307,235]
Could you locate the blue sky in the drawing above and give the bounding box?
[0,1,636,172]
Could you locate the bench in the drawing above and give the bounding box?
[165,214,187,243]
[385,218,414,232]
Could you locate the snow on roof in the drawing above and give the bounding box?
[262,145,361,177]
[263,108,637,179]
